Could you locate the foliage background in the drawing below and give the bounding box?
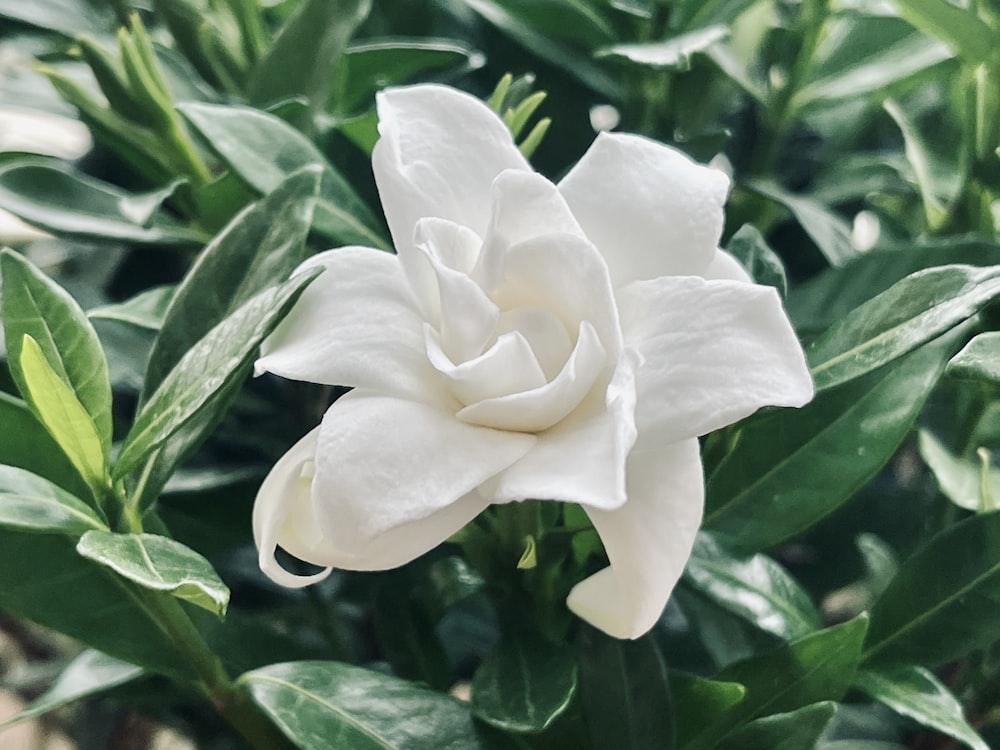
[2,0,1000,748]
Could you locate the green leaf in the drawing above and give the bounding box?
[248,0,370,110]
[77,531,230,616]
[576,627,673,750]
[918,429,1000,511]
[471,633,577,733]
[887,0,995,64]
[855,666,988,750]
[717,702,837,750]
[864,510,1000,666]
[0,465,105,536]
[0,529,190,679]
[1,248,112,454]
[686,617,867,750]
[706,336,957,553]
[0,0,114,35]
[948,331,1000,384]
[178,102,388,249]
[0,162,202,245]
[144,166,321,396]
[806,265,1000,392]
[113,269,321,479]
[670,672,746,748]
[684,534,821,641]
[88,285,175,331]
[596,25,728,71]
[0,650,144,729]
[724,224,788,296]
[747,181,858,268]
[242,660,496,750]
[18,335,109,496]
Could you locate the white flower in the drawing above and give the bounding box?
[253,84,813,639]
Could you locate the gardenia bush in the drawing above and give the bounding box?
[1,1,1000,749]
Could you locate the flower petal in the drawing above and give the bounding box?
[256,247,448,405]
[491,350,639,509]
[403,217,483,325]
[704,248,752,282]
[567,437,703,639]
[559,132,730,287]
[372,84,530,259]
[311,390,536,566]
[618,275,813,442]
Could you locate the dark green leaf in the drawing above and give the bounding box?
[577,627,674,750]
[725,224,788,296]
[684,533,821,641]
[807,265,1000,392]
[114,269,320,478]
[242,660,495,750]
[596,25,728,71]
[706,335,958,553]
[77,530,230,616]
[88,285,175,331]
[864,510,1000,666]
[471,633,577,733]
[948,332,1000,384]
[855,666,988,750]
[670,672,746,747]
[0,465,105,535]
[0,650,144,729]
[178,102,388,248]
[717,702,837,750]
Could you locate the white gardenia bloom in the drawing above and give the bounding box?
[253,84,814,639]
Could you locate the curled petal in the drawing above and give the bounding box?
[559,132,730,287]
[567,437,703,639]
[404,218,483,325]
[618,275,813,442]
[311,391,536,565]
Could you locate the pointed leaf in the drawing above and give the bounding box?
[242,660,496,750]
[887,0,994,63]
[948,331,1000,384]
[856,666,988,750]
[717,702,837,750]
[725,224,788,296]
[77,531,229,616]
[178,102,387,248]
[471,633,577,733]
[0,465,105,536]
[88,285,175,331]
[670,672,746,747]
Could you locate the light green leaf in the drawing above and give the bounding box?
[864,510,1000,666]
[242,660,496,750]
[178,102,388,249]
[0,650,144,729]
[596,25,728,71]
[684,533,821,641]
[887,0,994,63]
[948,331,1000,384]
[18,335,109,496]
[471,634,577,733]
[807,265,1000,391]
[77,531,230,616]
[113,269,321,479]
[717,702,837,750]
[0,465,105,536]
[0,0,113,35]
[918,430,1000,511]
[856,666,988,750]
[88,285,175,331]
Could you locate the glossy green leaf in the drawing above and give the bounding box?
[248,0,370,110]
[684,533,821,641]
[77,530,230,616]
[887,0,994,63]
[242,660,495,750]
[178,102,388,248]
[0,650,144,729]
[596,25,728,71]
[577,627,673,750]
[948,331,1000,384]
[670,672,746,748]
[471,633,577,733]
[717,702,837,750]
[1,248,112,453]
[0,162,202,245]
[114,269,320,478]
[0,465,105,535]
[724,224,787,296]
[144,166,320,395]
[918,429,1000,511]
[747,181,858,268]
[675,0,758,30]
[18,335,109,495]
[807,265,1000,391]
[0,529,189,679]
[864,510,1000,666]
[88,285,175,331]
[706,336,956,553]
[855,666,988,750]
